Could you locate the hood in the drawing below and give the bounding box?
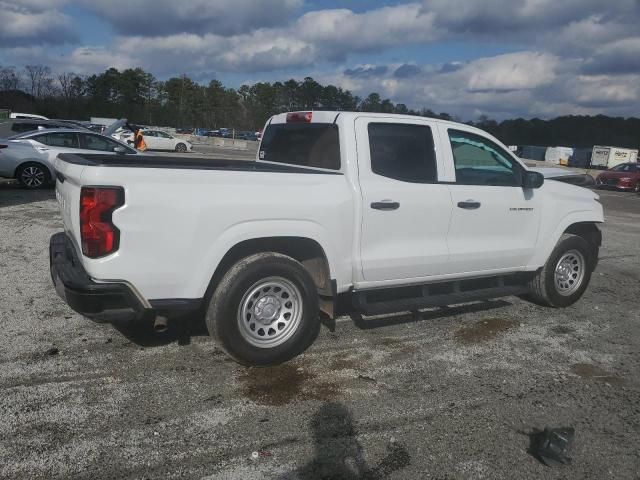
[530,167,595,187]
[597,170,639,179]
[102,118,128,137]
[530,167,575,178]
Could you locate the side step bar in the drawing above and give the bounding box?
[354,280,529,317]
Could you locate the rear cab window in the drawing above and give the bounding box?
[259,122,340,170]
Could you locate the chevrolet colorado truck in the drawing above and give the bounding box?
[50,111,603,366]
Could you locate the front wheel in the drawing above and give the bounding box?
[16,162,50,189]
[205,253,320,366]
[175,143,187,153]
[634,182,640,194]
[526,234,595,307]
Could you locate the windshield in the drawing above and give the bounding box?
[611,164,638,172]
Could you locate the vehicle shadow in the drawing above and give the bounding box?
[0,180,55,208]
[110,313,208,348]
[347,299,512,330]
[283,401,411,479]
[112,299,512,348]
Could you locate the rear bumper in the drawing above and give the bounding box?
[50,232,150,322]
[50,233,203,322]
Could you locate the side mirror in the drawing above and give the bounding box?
[113,146,127,155]
[523,170,544,189]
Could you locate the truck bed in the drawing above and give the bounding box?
[57,153,342,175]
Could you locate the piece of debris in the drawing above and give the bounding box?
[45,347,59,356]
[105,338,113,344]
[528,427,575,467]
[357,374,376,383]
[251,451,259,460]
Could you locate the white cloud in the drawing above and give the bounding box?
[465,52,558,92]
[0,0,76,46]
[315,51,640,120]
[81,0,302,36]
[1,0,639,119]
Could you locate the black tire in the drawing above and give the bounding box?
[175,143,187,153]
[527,234,595,308]
[205,252,320,366]
[16,162,51,189]
[634,182,640,194]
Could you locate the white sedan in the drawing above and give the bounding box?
[120,129,192,153]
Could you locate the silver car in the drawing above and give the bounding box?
[0,129,139,189]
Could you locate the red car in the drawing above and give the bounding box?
[595,163,640,192]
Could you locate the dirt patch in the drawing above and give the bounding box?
[571,363,625,386]
[379,337,403,347]
[551,325,575,335]
[331,356,361,371]
[238,363,341,406]
[454,317,517,345]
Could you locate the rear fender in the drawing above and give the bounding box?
[191,220,342,298]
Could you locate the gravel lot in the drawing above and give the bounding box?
[1,177,639,479]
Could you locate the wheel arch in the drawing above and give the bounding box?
[14,159,55,179]
[203,236,335,313]
[530,214,603,269]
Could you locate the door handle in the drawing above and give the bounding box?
[457,200,481,210]
[371,201,400,211]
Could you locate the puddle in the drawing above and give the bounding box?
[570,363,625,386]
[454,317,517,345]
[238,363,341,406]
[550,325,574,335]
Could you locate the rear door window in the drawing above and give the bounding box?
[259,124,340,170]
[33,132,79,148]
[79,133,133,153]
[368,123,437,183]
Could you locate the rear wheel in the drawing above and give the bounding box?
[16,162,50,189]
[205,252,320,366]
[527,234,595,307]
[175,143,187,153]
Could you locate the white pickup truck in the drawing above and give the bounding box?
[50,111,603,366]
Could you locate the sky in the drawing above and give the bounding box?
[1,0,639,120]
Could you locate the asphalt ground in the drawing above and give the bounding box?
[0,178,639,479]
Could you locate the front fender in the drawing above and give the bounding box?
[528,209,604,268]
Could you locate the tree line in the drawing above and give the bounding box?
[1,64,638,149]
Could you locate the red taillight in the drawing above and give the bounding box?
[80,187,124,258]
[286,111,313,123]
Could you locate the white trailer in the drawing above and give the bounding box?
[545,147,574,165]
[591,146,639,169]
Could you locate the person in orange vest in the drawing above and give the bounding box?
[126,123,147,151]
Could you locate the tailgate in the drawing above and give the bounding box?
[54,156,85,254]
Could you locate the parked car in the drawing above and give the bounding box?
[0,119,83,138]
[50,111,603,366]
[0,129,139,189]
[9,112,48,120]
[595,163,640,192]
[119,129,192,152]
